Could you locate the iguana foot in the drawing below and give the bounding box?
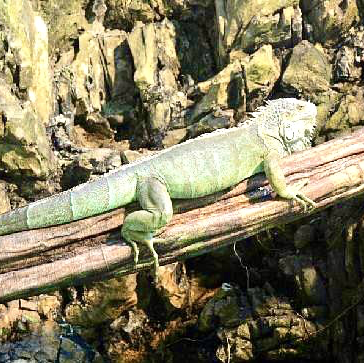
[122,229,160,282]
[296,193,317,210]
[291,195,317,212]
[290,180,316,212]
[121,176,172,281]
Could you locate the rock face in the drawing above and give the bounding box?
[0,0,52,125]
[1,0,364,362]
[215,0,300,64]
[128,19,188,147]
[0,0,55,181]
[301,0,359,43]
[199,282,328,362]
[281,40,331,94]
[0,82,55,180]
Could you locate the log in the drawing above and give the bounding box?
[0,128,364,301]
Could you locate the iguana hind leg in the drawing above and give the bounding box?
[264,151,317,212]
[121,176,173,280]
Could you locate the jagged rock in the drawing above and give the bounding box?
[19,300,38,312]
[312,89,341,133]
[37,295,62,320]
[242,44,280,109]
[21,310,41,326]
[71,31,108,115]
[110,308,147,334]
[279,255,327,306]
[294,224,316,249]
[82,147,122,173]
[195,59,243,95]
[334,45,362,81]
[37,0,87,54]
[188,109,234,138]
[189,60,244,123]
[105,0,162,28]
[128,19,188,147]
[61,147,123,188]
[59,334,104,362]
[334,25,364,82]
[301,306,328,320]
[104,0,215,30]
[174,20,216,82]
[101,29,138,117]
[162,128,187,148]
[55,24,136,137]
[216,324,253,362]
[0,297,60,345]
[247,285,324,359]
[92,0,107,24]
[198,283,251,332]
[0,82,55,179]
[81,113,114,138]
[0,181,10,214]
[122,148,156,164]
[153,262,190,313]
[357,305,364,337]
[204,283,325,362]
[0,319,104,362]
[49,114,75,151]
[0,0,55,181]
[65,274,138,327]
[301,0,359,43]
[0,0,52,126]
[240,6,302,53]
[191,44,280,121]
[324,86,364,131]
[0,302,22,341]
[281,40,331,95]
[215,0,299,64]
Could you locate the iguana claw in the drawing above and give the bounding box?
[293,194,317,213]
[290,180,316,212]
[144,238,160,283]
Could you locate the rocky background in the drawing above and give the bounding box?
[0,0,364,362]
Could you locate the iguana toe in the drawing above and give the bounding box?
[297,193,317,211]
[293,196,308,212]
[144,238,160,283]
[127,240,139,264]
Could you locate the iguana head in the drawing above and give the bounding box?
[252,98,317,155]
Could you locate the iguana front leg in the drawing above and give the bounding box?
[121,176,173,281]
[264,151,316,212]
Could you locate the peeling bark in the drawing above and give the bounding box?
[0,129,364,301]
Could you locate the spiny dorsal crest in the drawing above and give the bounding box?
[108,98,317,174]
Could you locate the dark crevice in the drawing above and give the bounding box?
[13,65,20,88]
[72,38,80,60]
[2,113,7,128]
[339,0,349,11]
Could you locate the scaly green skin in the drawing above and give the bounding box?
[0,98,317,280]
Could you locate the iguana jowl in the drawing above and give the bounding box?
[0,98,317,278]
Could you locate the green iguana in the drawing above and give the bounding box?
[0,98,317,279]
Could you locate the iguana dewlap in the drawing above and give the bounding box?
[0,98,317,280]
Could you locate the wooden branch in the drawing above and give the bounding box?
[0,129,364,301]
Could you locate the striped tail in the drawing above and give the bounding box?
[0,170,137,235]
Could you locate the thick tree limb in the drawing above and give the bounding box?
[0,129,364,301]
